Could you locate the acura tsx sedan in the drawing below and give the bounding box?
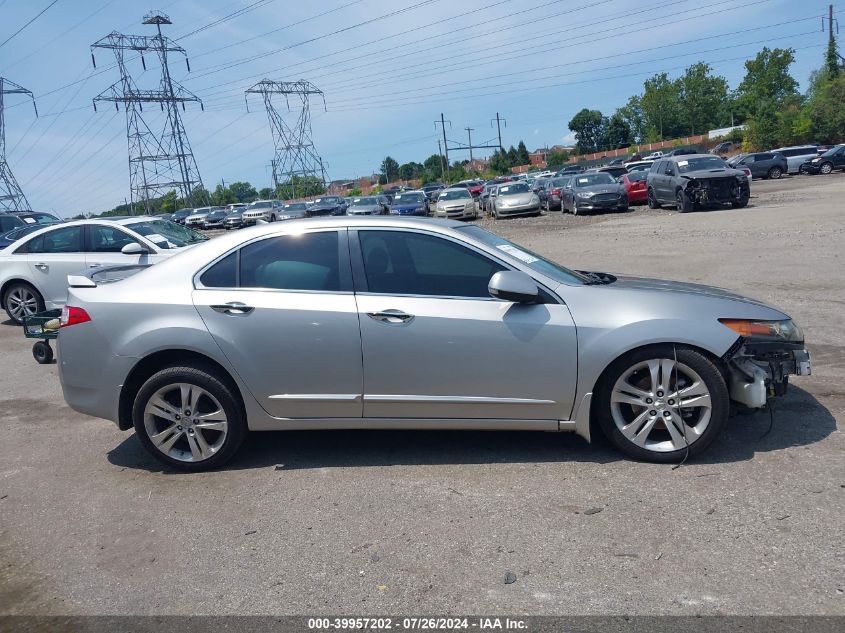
[57,218,810,471]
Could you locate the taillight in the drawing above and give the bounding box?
[60,306,91,328]
[551,188,561,196]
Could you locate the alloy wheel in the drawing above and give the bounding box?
[7,287,39,321]
[820,162,833,175]
[143,383,229,463]
[610,358,712,453]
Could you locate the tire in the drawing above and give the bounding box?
[820,162,833,175]
[767,166,783,180]
[571,204,579,216]
[595,345,729,463]
[675,188,693,212]
[647,188,661,209]
[32,341,53,364]
[132,365,247,472]
[3,282,44,325]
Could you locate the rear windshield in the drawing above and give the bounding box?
[627,171,648,181]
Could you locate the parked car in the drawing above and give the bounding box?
[710,141,734,156]
[733,152,788,179]
[170,208,194,225]
[389,191,428,216]
[643,151,665,160]
[666,148,698,156]
[490,181,541,219]
[202,208,229,229]
[624,160,654,173]
[433,187,478,220]
[56,217,810,470]
[347,197,389,216]
[799,144,845,175]
[307,196,346,217]
[275,202,310,221]
[241,200,283,225]
[541,176,572,211]
[0,218,206,323]
[607,157,627,165]
[770,145,820,174]
[184,207,216,228]
[557,165,585,175]
[619,170,649,205]
[422,184,444,211]
[9,211,62,226]
[0,213,26,235]
[0,221,61,249]
[465,180,485,197]
[646,155,750,212]
[593,166,628,179]
[561,172,629,215]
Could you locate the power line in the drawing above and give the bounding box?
[0,0,60,50]
[174,0,277,40]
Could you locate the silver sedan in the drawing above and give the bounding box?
[57,218,810,471]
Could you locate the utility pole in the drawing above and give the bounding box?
[245,79,327,201]
[434,113,451,167]
[91,12,205,214]
[491,112,506,151]
[465,127,474,163]
[0,78,37,212]
[437,139,446,182]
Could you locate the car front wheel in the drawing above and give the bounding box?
[820,162,833,175]
[132,365,246,472]
[767,166,783,179]
[676,188,694,212]
[595,346,729,462]
[647,188,660,209]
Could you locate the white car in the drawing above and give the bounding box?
[0,217,207,323]
[184,207,217,228]
[643,151,665,161]
[241,200,284,225]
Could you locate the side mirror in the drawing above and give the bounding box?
[488,271,539,303]
[121,242,148,255]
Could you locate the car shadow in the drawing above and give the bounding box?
[106,386,835,473]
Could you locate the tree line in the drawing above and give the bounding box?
[567,42,845,155]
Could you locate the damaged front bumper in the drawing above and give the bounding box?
[685,176,750,205]
[724,341,811,409]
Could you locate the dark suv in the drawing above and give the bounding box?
[646,154,750,212]
[733,152,788,179]
[800,145,845,175]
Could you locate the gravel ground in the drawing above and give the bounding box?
[0,175,843,616]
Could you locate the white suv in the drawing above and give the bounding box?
[241,200,284,225]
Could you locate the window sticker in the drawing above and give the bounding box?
[496,244,539,264]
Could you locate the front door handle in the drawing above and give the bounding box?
[88,263,101,268]
[210,302,254,315]
[34,262,48,271]
[367,309,414,324]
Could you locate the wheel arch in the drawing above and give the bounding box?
[0,278,41,310]
[118,349,246,431]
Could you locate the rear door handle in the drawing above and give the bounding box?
[367,309,414,324]
[210,302,254,315]
[34,262,48,271]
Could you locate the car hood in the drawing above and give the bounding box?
[607,274,780,310]
[680,168,745,179]
[311,202,341,210]
[392,202,425,210]
[499,192,535,204]
[576,185,622,195]
[349,205,382,213]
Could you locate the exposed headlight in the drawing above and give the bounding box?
[719,318,803,342]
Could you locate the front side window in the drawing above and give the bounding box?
[87,225,137,252]
[19,225,83,254]
[359,230,505,298]
[240,232,340,291]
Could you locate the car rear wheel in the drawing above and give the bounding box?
[132,366,246,472]
[820,162,833,175]
[647,188,660,209]
[595,346,729,462]
[3,282,44,324]
[767,166,783,179]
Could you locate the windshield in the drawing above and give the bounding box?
[351,197,378,206]
[458,226,589,286]
[249,201,272,209]
[820,146,843,157]
[284,203,307,210]
[676,156,728,173]
[439,189,470,200]
[497,182,530,195]
[573,173,615,187]
[393,193,425,204]
[128,219,208,248]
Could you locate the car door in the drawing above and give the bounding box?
[193,228,363,419]
[834,147,845,169]
[84,224,155,269]
[351,228,578,421]
[21,225,86,306]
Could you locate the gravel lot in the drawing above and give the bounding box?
[0,175,843,616]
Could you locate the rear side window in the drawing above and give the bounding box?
[18,226,83,254]
[200,252,237,288]
[240,232,340,291]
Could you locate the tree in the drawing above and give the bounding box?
[568,109,605,153]
[160,190,178,213]
[228,181,258,203]
[804,73,845,143]
[826,28,841,80]
[676,62,729,135]
[640,73,682,141]
[616,96,646,143]
[258,187,273,199]
[277,175,324,199]
[381,156,400,182]
[603,112,633,149]
[546,148,570,168]
[516,140,530,164]
[735,48,800,149]
[398,161,423,180]
[190,185,211,207]
[211,184,237,206]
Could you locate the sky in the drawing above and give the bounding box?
[0,0,835,216]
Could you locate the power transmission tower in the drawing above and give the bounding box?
[91,12,205,214]
[0,78,37,212]
[245,79,327,200]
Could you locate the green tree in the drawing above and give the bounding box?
[826,28,841,80]
[568,109,605,153]
[277,175,324,199]
[258,187,273,199]
[516,140,530,164]
[190,185,211,207]
[677,62,729,135]
[160,190,178,213]
[640,73,682,141]
[211,184,237,206]
[616,96,646,142]
[381,156,400,182]
[603,112,633,149]
[735,48,800,149]
[804,73,845,142]
[228,181,258,203]
[546,148,570,168]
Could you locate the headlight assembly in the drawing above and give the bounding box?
[719,318,804,342]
